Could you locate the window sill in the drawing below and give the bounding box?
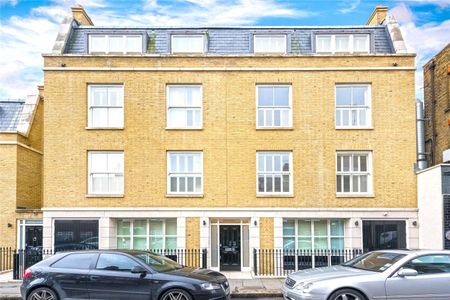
[86,194,124,198]
[335,127,373,130]
[165,128,203,131]
[86,127,124,130]
[336,194,374,198]
[256,194,294,198]
[256,127,294,131]
[166,194,204,198]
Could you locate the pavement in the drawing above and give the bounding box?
[0,271,284,299]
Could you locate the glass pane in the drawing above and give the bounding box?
[211,225,218,267]
[360,155,367,171]
[193,154,201,173]
[189,87,202,107]
[273,87,289,106]
[90,35,106,52]
[282,154,290,171]
[168,109,185,127]
[108,153,124,173]
[149,220,163,235]
[186,110,193,126]
[165,237,177,250]
[352,175,359,192]
[170,154,178,173]
[172,35,203,53]
[165,220,177,235]
[90,153,108,172]
[265,155,273,171]
[133,237,147,250]
[330,220,344,236]
[258,87,273,106]
[133,220,147,235]
[109,36,124,52]
[274,176,281,192]
[352,87,367,105]
[342,110,349,126]
[258,154,265,172]
[265,109,273,126]
[179,177,186,192]
[274,110,281,126]
[126,35,142,53]
[187,155,194,172]
[336,110,341,126]
[92,174,108,194]
[195,177,201,192]
[336,175,342,192]
[283,220,295,236]
[342,156,350,172]
[179,155,185,172]
[258,175,264,192]
[314,220,327,236]
[117,237,130,249]
[149,236,163,250]
[281,109,289,126]
[314,237,328,249]
[170,177,177,192]
[282,175,290,193]
[360,175,368,193]
[168,87,186,106]
[298,237,312,250]
[108,108,123,127]
[92,108,108,127]
[274,156,281,172]
[91,87,108,106]
[335,35,349,52]
[359,110,366,126]
[117,220,131,236]
[336,87,351,105]
[258,109,264,126]
[343,175,350,192]
[337,156,342,172]
[354,35,368,52]
[298,220,311,236]
[331,238,344,250]
[283,237,295,250]
[353,155,359,171]
[316,36,331,52]
[111,174,123,194]
[266,176,273,192]
[187,177,194,192]
[352,110,357,126]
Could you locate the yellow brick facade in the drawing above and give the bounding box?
[43,56,417,210]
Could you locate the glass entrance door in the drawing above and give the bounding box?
[363,221,406,251]
[220,225,241,271]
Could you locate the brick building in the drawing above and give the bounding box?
[0,91,43,249]
[2,5,419,274]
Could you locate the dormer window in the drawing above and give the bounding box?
[254,35,287,54]
[316,34,370,54]
[88,35,143,54]
[171,35,205,54]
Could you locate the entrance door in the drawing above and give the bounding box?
[220,225,241,271]
[363,221,406,251]
[25,226,43,249]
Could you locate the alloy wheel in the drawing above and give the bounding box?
[334,292,361,300]
[162,290,190,300]
[29,289,55,300]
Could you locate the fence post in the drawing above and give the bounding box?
[13,251,19,280]
[253,249,258,276]
[202,249,207,269]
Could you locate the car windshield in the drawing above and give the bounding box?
[131,252,183,272]
[343,252,406,272]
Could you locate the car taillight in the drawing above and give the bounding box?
[23,268,32,279]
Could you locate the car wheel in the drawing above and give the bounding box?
[160,288,192,300]
[329,288,366,300]
[27,287,58,300]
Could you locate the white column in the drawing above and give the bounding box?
[407,218,420,249]
[199,217,209,249]
[99,217,114,249]
[274,217,283,249]
[177,217,186,249]
[346,218,362,249]
[249,217,260,250]
[42,215,52,251]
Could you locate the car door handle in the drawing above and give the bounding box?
[90,276,100,281]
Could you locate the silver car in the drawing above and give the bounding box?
[282,250,450,300]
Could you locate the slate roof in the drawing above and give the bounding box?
[0,100,25,131]
[64,26,395,54]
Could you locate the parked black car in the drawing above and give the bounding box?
[21,249,230,300]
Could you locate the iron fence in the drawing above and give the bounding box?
[253,248,364,277]
[3,248,207,280]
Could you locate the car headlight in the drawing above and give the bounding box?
[295,282,313,293]
[200,282,222,290]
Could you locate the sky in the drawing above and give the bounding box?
[0,0,449,100]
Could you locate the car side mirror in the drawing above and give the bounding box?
[131,265,147,276]
[398,268,418,277]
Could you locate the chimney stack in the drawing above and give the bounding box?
[71,5,94,26]
[367,5,388,25]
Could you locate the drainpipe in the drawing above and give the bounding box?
[416,100,428,170]
[429,60,437,166]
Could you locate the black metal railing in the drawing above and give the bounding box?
[6,248,207,280]
[253,248,364,277]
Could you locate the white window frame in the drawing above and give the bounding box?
[167,151,203,195]
[335,84,372,129]
[88,35,143,54]
[116,219,177,250]
[253,35,287,54]
[315,34,370,54]
[166,85,203,129]
[336,151,373,196]
[171,35,205,54]
[256,84,292,128]
[283,219,345,251]
[88,151,124,195]
[256,151,293,196]
[87,85,124,129]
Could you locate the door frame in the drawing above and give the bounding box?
[17,219,43,249]
[210,219,250,272]
[362,220,407,251]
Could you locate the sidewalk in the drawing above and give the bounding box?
[0,273,283,299]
